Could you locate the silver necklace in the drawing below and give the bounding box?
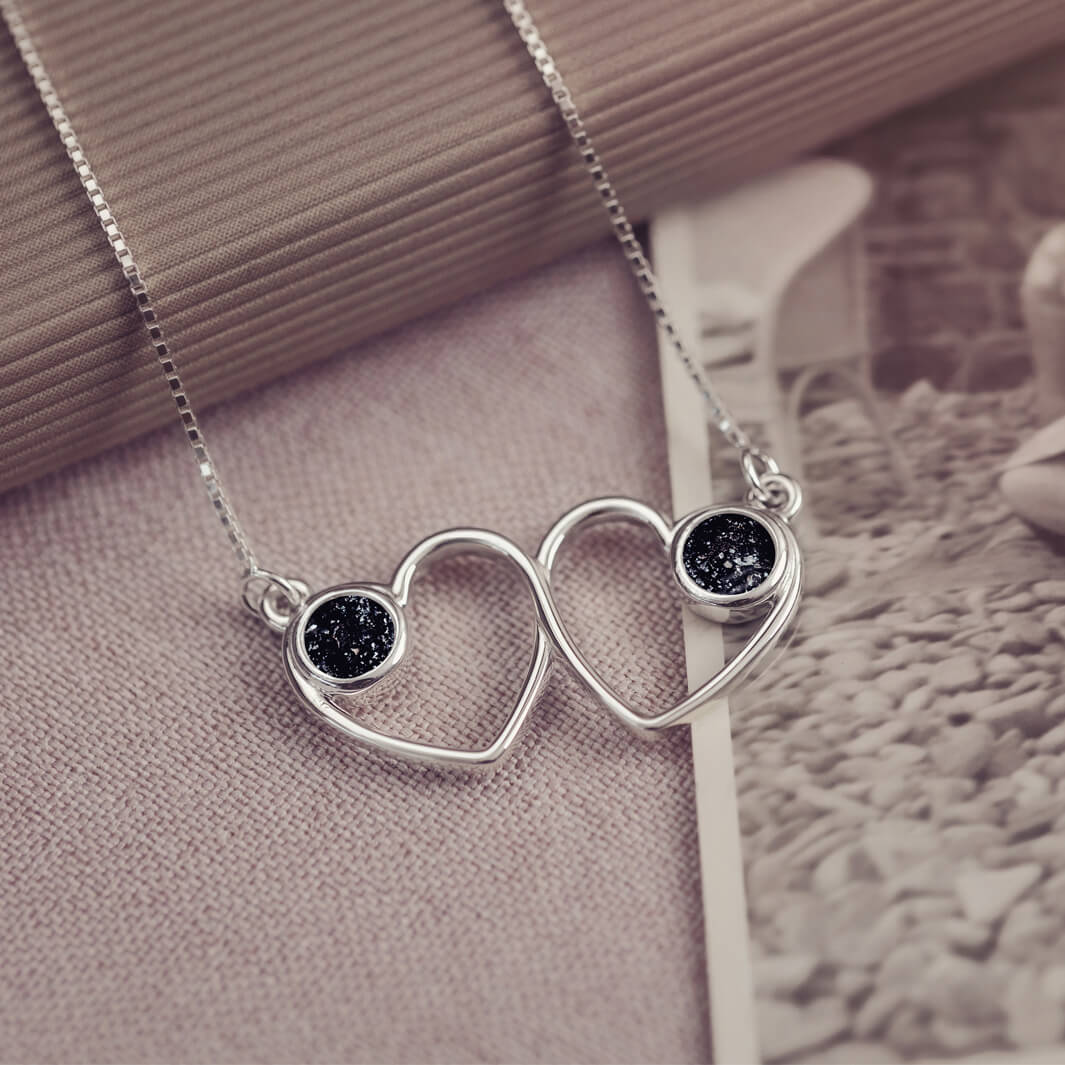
[4,0,803,770]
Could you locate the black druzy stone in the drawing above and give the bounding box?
[302,595,396,679]
[682,513,776,596]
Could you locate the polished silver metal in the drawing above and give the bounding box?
[536,497,803,735]
[282,528,555,769]
[747,472,804,524]
[288,585,408,693]
[670,504,792,625]
[502,0,798,508]
[242,572,311,634]
[280,501,801,765]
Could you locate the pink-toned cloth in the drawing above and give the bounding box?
[0,243,709,1063]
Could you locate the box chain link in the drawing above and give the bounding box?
[0,0,262,576]
[2,0,796,589]
[501,0,794,496]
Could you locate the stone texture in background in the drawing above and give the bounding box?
[728,380,1065,1064]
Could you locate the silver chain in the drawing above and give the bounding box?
[503,0,795,503]
[2,0,796,590]
[1,0,262,577]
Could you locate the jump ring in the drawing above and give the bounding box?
[242,570,310,634]
[740,448,782,503]
[746,472,803,522]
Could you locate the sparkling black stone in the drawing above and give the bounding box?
[681,512,776,596]
[302,595,396,679]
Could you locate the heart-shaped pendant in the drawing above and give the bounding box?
[280,528,554,769]
[264,497,800,766]
[536,497,802,733]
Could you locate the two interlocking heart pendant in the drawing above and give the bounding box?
[267,497,802,770]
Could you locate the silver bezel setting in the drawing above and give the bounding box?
[671,504,789,624]
[273,498,802,764]
[535,496,804,734]
[279,528,556,769]
[285,583,407,694]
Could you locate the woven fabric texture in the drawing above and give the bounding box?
[0,242,718,1063]
[4,0,1065,492]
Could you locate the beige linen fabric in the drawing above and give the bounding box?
[4,0,1065,491]
[0,242,716,1063]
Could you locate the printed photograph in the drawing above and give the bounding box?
[666,46,1065,1065]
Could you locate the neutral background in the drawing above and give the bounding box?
[4,0,1065,490]
[0,244,713,1064]
[835,43,1065,391]
[8,3,1065,1062]
[726,376,1065,1062]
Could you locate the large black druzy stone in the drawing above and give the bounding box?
[302,595,396,679]
[681,512,776,596]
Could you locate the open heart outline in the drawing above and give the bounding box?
[278,498,801,766]
[535,497,803,734]
[281,528,555,769]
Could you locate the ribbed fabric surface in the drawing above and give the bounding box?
[1,242,708,1065]
[3,0,1065,492]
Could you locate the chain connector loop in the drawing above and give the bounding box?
[745,472,803,523]
[740,447,782,502]
[242,570,310,634]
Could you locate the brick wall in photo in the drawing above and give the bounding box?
[833,45,1065,391]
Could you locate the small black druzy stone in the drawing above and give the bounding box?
[682,513,776,596]
[302,595,396,679]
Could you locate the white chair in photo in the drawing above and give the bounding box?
[652,157,914,498]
